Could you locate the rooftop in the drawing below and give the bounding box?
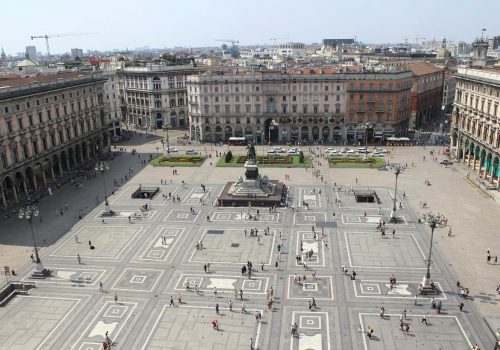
[0,71,92,88]
[407,62,443,76]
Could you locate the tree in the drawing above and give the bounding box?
[225,150,233,163]
[299,151,304,163]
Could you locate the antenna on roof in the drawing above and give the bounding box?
[481,28,486,40]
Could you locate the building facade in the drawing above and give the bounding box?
[186,67,412,144]
[450,67,500,190]
[102,71,122,137]
[407,63,445,130]
[117,62,200,130]
[442,72,456,113]
[0,72,110,208]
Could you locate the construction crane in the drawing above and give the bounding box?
[270,38,287,47]
[30,33,97,60]
[214,39,240,46]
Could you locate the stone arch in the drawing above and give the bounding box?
[493,156,499,182]
[312,126,320,141]
[301,126,309,141]
[235,126,243,137]
[205,126,212,133]
[68,147,75,169]
[75,144,82,164]
[245,125,253,139]
[322,126,330,141]
[215,126,223,142]
[52,154,61,178]
[82,141,89,162]
[25,166,36,191]
[486,152,493,179]
[178,110,186,128]
[224,126,233,140]
[60,150,68,172]
[14,171,26,197]
[191,125,196,140]
[2,175,16,204]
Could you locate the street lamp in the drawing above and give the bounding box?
[95,161,111,213]
[389,164,403,223]
[363,122,371,160]
[420,212,446,291]
[19,205,50,278]
[163,124,171,159]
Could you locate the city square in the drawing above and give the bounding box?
[0,140,498,349]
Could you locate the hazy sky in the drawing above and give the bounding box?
[1,0,499,55]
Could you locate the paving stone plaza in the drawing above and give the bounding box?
[0,140,498,350]
[0,179,494,349]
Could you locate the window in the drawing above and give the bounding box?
[245,105,251,113]
[314,86,318,92]
[38,112,42,122]
[324,105,329,113]
[255,86,260,92]
[282,105,287,113]
[235,105,241,113]
[28,115,33,126]
[225,105,230,114]
[303,105,308,113]
[235,96,240,102]
[292,105,297,113]
[225,96,229,102]
[303,86,308,92]
[216,117,220,124]
[215,105,220,113]
[214,87,219,92]
[215,97,219,103]
[255,104,261,113]
[336,85,340,91]
[204,105,209,113]
[245,96,250,102]
[18,118,24,129]
[292,96,297,102]
[313,106,318,114]
[7,120,13,133]
[324,95,328,101]
[335,105,340,113]
[282,96,286,102]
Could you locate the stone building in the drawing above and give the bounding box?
[186,67,412,144]
[117,62,199,130]
[450,67,500,190]
[0,72,110,208]
[407,63,445,130]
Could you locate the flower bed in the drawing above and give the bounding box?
[328,157,386,168]
[150,155,207,167]
[236,156,293,164]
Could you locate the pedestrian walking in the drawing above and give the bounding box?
[421,315,428,324]
[99,281,104,292]
[215,303,220,315]
[170,296,174,306]
[75,235,79,243]
[77,254,81,264]
[228,300,233,312]
[114,292,118,303]
[459,302,464,311]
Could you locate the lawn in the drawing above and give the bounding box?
[217,155,311,168]
[328,156,386,168]
[150,155,207,167]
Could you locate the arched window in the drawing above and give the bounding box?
[170,99,176,107]
[0,152,7,168]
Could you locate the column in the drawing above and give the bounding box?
[12,183,18,203]
[41,166,47,186]
[22,178,28,195]
[50,162,55,181]
[32,173,38,190]
[471,151,476,169]
[1,187,7,209]
[58,160,63,177]
[65,154,70,172]
[72,150,77,168]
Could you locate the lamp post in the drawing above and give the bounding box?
[95,161,111,213]
[389,164,403,222]
[19,205,49,278]
[420,212,446,291]
[363,122,371,160]
[164,124,171,159]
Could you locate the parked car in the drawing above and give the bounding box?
[439,159,453,166]
[185,149,199,155]
[346,150,359,157]
[357,147,369,153]
[340,148,350,154]
[371,151,384,157]
[267,149,278,155]
[288,148,300,155]
[167,147,178,152]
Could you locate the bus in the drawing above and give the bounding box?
[228,137,248,146]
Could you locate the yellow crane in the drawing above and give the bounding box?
[30,33,97,60]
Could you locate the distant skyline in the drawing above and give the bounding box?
[1,0,499,55]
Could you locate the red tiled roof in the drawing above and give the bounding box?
[0,71,91,88]
[407,63,443,76]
